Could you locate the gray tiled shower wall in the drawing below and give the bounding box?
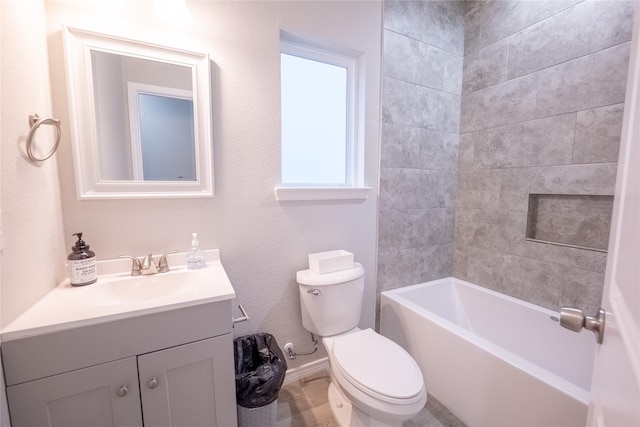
[378,0,633,314]
[378,0,464,293]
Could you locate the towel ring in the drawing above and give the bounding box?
[26,113,61,162]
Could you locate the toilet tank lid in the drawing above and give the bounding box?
[297,263,364,286]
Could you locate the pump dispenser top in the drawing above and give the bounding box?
[187,232,205,270]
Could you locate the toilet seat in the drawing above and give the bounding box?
[331,329,425,405]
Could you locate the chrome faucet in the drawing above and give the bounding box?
[119,250,178,276]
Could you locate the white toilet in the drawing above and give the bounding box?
[297,262,427,427]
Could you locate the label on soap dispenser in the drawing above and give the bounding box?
[69,258,97,286]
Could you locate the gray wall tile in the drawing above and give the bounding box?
[466,249,561,310]
[457,133,475,170]
[431,0,468,16]
[384,1,425,41]
[411,208,456,247]
[379,0,464,291]
[381,123,422,169]
[508,0,633,79]
[536,43,630,118]
[379,209,413,250]
[384,0,465,54]
[529,242,608,274]
[379,208,454,250]
[464,1,484,55]
[377,244,453,292]
[383,77,461,133]
[451,244,468,278]
[379,168,442,210]
[383,30,446,90]
[463,38,508,93]
[497,254,561,309]
[422,1,466,55]
[381,123,459,170]
[481,0,583,47]
[377,248,418,292]
[443,53,464,95]
[415,243,454,283]
[470,114,575,168]
[573,104,624,164]
[529,163,618,195]
[498,167,539,212]
[456,169,500,209]
[454,208,526,254]
[461,73,538,132]
[438,171,458,208]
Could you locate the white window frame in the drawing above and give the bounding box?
[275,39,370,201]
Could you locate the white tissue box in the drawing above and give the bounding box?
[308,250,354,274]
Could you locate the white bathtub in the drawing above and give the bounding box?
[380,277,596,427]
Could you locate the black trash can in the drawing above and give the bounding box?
[234,333,287,427]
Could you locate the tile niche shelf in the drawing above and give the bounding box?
[525,194,614,253]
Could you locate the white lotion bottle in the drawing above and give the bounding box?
[187,232,205,269]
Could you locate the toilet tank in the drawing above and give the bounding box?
[296,263,364,337]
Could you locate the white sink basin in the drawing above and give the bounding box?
[88,269,203,305]
[101,270,194,302]
[1,249,235,341]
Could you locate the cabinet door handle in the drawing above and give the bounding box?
[116,385,129,397]
[148,377,159,389]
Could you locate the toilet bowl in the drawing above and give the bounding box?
[324,328,427,426]
[297,261,427,427]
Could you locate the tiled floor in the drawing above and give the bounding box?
[276,371,466,427]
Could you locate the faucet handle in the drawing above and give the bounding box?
[157,250,179,273]
[118,255,142,276]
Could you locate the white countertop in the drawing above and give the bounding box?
[1,249,235,341]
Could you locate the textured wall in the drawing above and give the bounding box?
[1,0,67,327]
[1,0,68,422]
[377,0,464,295]
[454,0,634,313]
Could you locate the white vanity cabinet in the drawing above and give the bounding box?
[2,300,238,427]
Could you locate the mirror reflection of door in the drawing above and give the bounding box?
[127,82,196,181]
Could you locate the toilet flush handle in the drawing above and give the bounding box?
[307,289,321,296]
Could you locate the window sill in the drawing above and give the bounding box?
[274,186,371,202]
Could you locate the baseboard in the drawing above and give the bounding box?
[283,357,329,385]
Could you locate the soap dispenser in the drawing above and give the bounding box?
[68,232,97,286]
[187,232,205,270]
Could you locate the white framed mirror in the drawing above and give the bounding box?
[63,26,214,199]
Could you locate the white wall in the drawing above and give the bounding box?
[44,0,382,368]
[0,0,67,330]
[1,0,68,424]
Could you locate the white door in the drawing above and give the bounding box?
[586,3,640,426]
[6,357,142,427]
[137,335,238,427]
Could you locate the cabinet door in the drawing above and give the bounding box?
[7,357,142,427]
[138,334,237,427]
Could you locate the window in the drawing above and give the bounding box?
[276,39,369,201]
